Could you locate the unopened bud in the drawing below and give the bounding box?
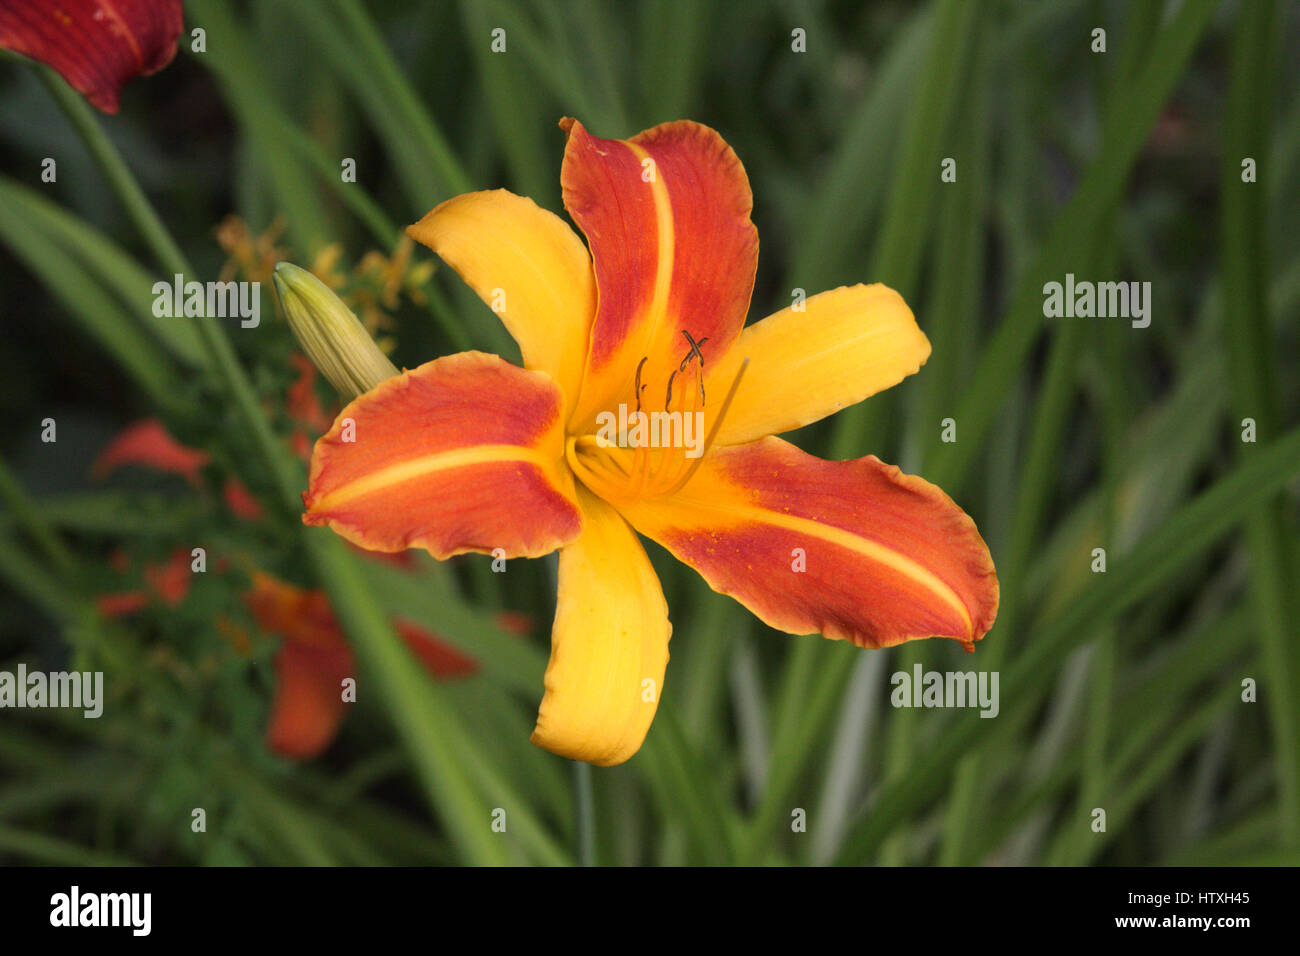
[272,261,398,399]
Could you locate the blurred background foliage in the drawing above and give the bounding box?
[0,0,1298,865]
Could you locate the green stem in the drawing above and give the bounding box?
[0,824,137,866]
[573,761,596,866]
[0,456,76,577]
[1219,0,1298,848]
[38,67,189,277]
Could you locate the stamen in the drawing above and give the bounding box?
[656,361,702,492]
[681,331,707,404]
[659,358,749,497]
[680,330,707,369]
[633,356,649,414]
[665,331,708,408]
[572,343,745,506]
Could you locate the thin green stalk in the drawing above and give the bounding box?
[835,422,1300,863]
[0,456,76,576]
[922,0,1218,492]
[1047,682,1242,865]
[305,535,512,865]
[0,190,180,410]
[41,61,302,512]
[187,0,333,254]
[36,66,191,276]
[0,825,137,866]
[736,639,857,865]
[296,0,472,201]
[573,761,595,866]
[1219,0,1298,849]
[829,0,978,459]
[458,0,554,207]
[639,706,739,864]
[0,178,205,365]
[784,7,929,294]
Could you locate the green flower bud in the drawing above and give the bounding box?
[272,261,398,399]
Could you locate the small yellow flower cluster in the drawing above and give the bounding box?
[215,215,288,287]
[311,238,435,353]
[215,215,435,358]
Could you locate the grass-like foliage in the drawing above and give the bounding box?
[0,0,1296,865]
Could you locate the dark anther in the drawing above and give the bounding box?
[679,330,707,370]
[634,356,649,413]
[664,332,711,408]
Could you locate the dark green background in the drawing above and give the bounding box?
[0,0,1297,865]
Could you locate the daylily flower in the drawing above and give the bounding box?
[0,0,185,113]
[244,573,479,760]
[92,418,208,484]
[302,118,999,766]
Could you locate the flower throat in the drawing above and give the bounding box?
[569,331,749,504]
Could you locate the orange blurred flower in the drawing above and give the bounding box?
[91,413,485,760]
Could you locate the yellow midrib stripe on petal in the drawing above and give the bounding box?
[624,140,675,352]
[672,499,973,638]
[311,444,558,512]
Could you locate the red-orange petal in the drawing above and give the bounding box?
[247,574,354,760]
[395,620,477,678]
[144,547,192,606]
[303,351,582,559]
[246,572,479,757]
[0,0,185,113]
[244,573,342,650]
[92,418,208,483]
[96,591,147,617]
[617,437,998,650]
[286,353,334,434]
[266,636,354,761]
[560,118,758,431]
[222,478,264,521]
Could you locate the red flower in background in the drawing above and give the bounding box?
[96,546,192,616]
[245,573,479,761]
[0,0,185,113]
[91,357,336,521]
[90,378,497,760]
[92,416,264,521]
[92,418,207,483]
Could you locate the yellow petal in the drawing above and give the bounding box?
[704,284,930,446]
[407,189,594,406]
[531,487,671,766]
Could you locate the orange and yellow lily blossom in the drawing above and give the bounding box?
[302,118,999,766]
